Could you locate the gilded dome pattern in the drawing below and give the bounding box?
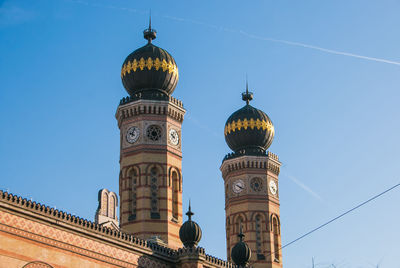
[224,89,275,155]
[121,26,178,98]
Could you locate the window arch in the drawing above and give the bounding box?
[235,215,245,241]
[255,214,265,260]
[272,215,280,262]
[129,168,139,221]
[149,166,160,219]
[226,217,231,261]
[171,170,179,219]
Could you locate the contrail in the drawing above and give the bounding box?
[62,0,400,67]
[283,172,323,201]
[239,30,400,66]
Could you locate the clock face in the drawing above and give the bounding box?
[269,180,277,195]
[232,179,245,194]
[126,126,140,144]
[169,129,179,145]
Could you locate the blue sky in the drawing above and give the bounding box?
[1,0,400,267]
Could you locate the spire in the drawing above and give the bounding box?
[241,76,253,105]
[186,199,194,221]
[149,10,152,29]
[143,11,157,43]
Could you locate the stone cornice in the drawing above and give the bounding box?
[116,96,186,127]
[220,151,281,178]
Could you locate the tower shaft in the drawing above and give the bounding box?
[221,152,282,268]
[116,96,185,249]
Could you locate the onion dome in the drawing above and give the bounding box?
[179,202,202,248]
[231,226,251,267]
[121,18,178,99]
[224,83,274,155]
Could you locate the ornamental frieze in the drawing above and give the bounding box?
[121,57,178,78]
[224,118,274,136]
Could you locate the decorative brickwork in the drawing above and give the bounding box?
[0,190,236,268]
[116,96,186,249]
[23,262,53,268]
[221,153,282,268]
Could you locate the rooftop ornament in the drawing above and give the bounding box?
[231,225,251,267]
[143,12,156,43]
[179,201,202,248]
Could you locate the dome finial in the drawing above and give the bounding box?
[186,199,194,221]
[231,224,251,267]
[242,75,253,105]
[143,10,157,43]
[179,201,202,248]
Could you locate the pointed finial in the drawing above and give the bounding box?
[238,224,245,242]
[149,10,152,30]
[241,76,253,105]
[143,10,157,43]
[246,74,249,94]
[186,199,194,221]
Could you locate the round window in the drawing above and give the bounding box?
[250,177,263,192]
[147,125,162,141]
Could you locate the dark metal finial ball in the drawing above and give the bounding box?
[231,230,251,267]
[179,203,202,248]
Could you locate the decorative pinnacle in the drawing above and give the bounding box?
[241,77,253,105]
[238,224,245,242]
[186,200,194,221]
[143,11,157,43]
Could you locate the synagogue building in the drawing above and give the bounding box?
[0,23,283,268]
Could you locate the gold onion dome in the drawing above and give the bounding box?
[179,202,202,248]
[224,84,274,155]
[121,19,178,99]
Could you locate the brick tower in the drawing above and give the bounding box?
[116,22,185,249]
[221,86,282,267]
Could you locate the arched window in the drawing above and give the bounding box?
[255,215,265,260]
[236,215,244,241]
[272,216,280,262]
[171,171,179,219]
[129,168,138,221]
[150,167,160,219]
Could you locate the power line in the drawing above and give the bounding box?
[268,182,400,257]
